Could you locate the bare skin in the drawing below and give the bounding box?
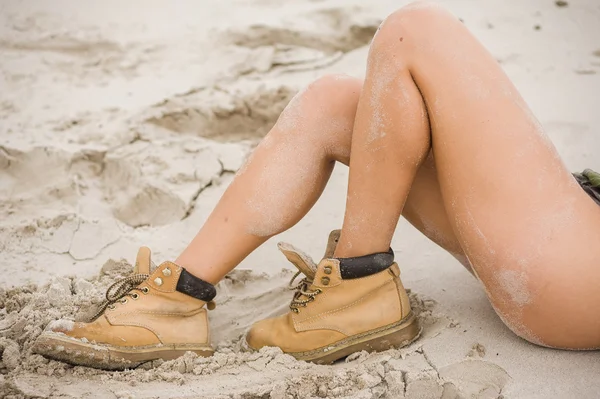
[176,2,600,349]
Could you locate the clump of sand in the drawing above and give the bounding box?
[0,258,509,398]
[0,1,539,397]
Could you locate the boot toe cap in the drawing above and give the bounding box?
[45,319,79,335]
[246,314,295,351]
[245,318,273,351]
[32,319,100,356]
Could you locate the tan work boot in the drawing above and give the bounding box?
[33,247,216,370]
[246,230,421,364]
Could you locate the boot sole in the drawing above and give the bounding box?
[289,312,421,364]
[32,332,214,370]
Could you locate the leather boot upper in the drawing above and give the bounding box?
[246,233,413,353]
[48,248,213,348]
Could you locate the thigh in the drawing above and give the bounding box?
[391,3,600,348]
[403,152,473,272]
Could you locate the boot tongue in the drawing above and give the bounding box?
[323,229,341,259]
[134,247,158,275]
[277,242,317,279]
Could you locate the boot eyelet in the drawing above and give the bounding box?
[162,268,172,277]
[141,287,150,294]
[292,308,299,313]
[321,277,330,285]
[154,277,163,286]
[131,293,139,300]
[108,304,115,310]
[323,266,332,275]
[316,289,322,294]
[120,298,128,304]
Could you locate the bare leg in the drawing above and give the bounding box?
[175,76,360,283]
[334,1,600,349]
[403,152,472,271]
[176,75,468,283]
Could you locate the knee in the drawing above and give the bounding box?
[276,74,362,133]
[297,74,362,113]
[372,1,455,52]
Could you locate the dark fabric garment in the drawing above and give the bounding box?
[574,169,600,206]
[176,269,217,301]
[337,248,395,279]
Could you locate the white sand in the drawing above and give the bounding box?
[1,0,599,398]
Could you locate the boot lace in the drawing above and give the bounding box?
[288,271,322,313]
[88,274,149,322]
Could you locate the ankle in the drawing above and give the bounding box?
[332,238,390,259]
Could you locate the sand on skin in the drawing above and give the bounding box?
[1,0,600,398]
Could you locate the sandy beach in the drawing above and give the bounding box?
[1,0,599,397]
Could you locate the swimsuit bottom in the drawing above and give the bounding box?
[574,169,600,206]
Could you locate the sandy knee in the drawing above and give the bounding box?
[277,74,362,128]
[304,73,363,99]
[372,1,457,58]
[385,1,453,28]
[273,74,361,161]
